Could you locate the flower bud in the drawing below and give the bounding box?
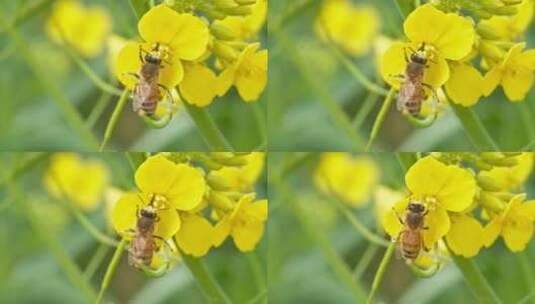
[480,191,505,212]
[213,41,239,61]
[477,174,503,191]
[211,23,237,41]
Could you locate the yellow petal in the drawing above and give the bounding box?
[482,66,502,96]
[404,4,474,60]
[166,164,206,211]
[154,206,181,240]
[216,66,235,96]
[179,63,217,107]
[112,192,141,236]
[502,215,533,252]
[404,5,448,48]
[167,14,210,60]
[433,12,475,60]
[422,204,450,249]
[446,214,483,257]
[158,56,184,89]
[423,53,450,88]
[235,49,268,102]
[482,216,502,247]
[231,221,265,252]
[382,198,409,237]
[246,199,268,222]
[213,217,232,247]
[138,5,181,45]
[175,214,213,257]
[517,49,535,70]
[445,63,484,107]
[135,155,179,196]
[380,42,408,89]
[405,156,476,212]
[116,41,143,90]
[502,69,534,102]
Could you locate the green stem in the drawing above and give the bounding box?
[247,253,267,304]
[326,42,389,96]
[270,0,315,33]
[353,92,378,129]
[100,89,130,151]
[353,244,379,279]
[86,90,113,129]
[62,45,122,96]
[395,152,418,172]
[9,182,97,302]
[519,102,535,143]
[366,88,396,151]
[84,244,110,280]
[517,252,535,299]
[2,16,98,149]
[0,153,47,187]
[283,184,366,302]
[181,253,232,304]
[0,0,53,33]
[96,239,127,304]
[128,0,150,19]
[183,102,233,151]
[276,30,364,149]
[451,254,502,304]
[450,104,499,151]
[68,205,118,247]
[331,197,390,247]
[367,243,395,304]
[252,102,267,148]
[394,0,416,18]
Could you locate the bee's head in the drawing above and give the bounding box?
[144,53,162,65]
[410,52,427,65]
[140,206,157,219]
[407,203,425,214]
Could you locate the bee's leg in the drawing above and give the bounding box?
[139,45,149,64]
[422,83,439,114]
[403,47,410,63]
[124,72,140,82]
[393,207,404,225]
[423,226,430,230]
[158,84,174,104]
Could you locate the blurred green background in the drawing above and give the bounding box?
[268,152,535,303]
[0,153,267,303]
[269,1,535,151]
[0,0,266,151]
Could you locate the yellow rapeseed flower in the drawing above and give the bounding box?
[383,156,477,249]
[115,5,209,91]
[214,0,267,40]
[479,153,534,191]
[111,155,206,240]
[213,194,268,252]
[315,153,380,207]
[315,0,380,56]
[208,152,265,192]
[216,43,268,102]
[482,194,535,251]
[44,153,109,211]
[381,4,475,89]
[483,42,535,101]
[46,0,111,57]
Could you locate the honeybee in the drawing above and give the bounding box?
[395,202,428,261]
[127,194,173,268]
[132,43,170,117]
[396,44,436,117]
